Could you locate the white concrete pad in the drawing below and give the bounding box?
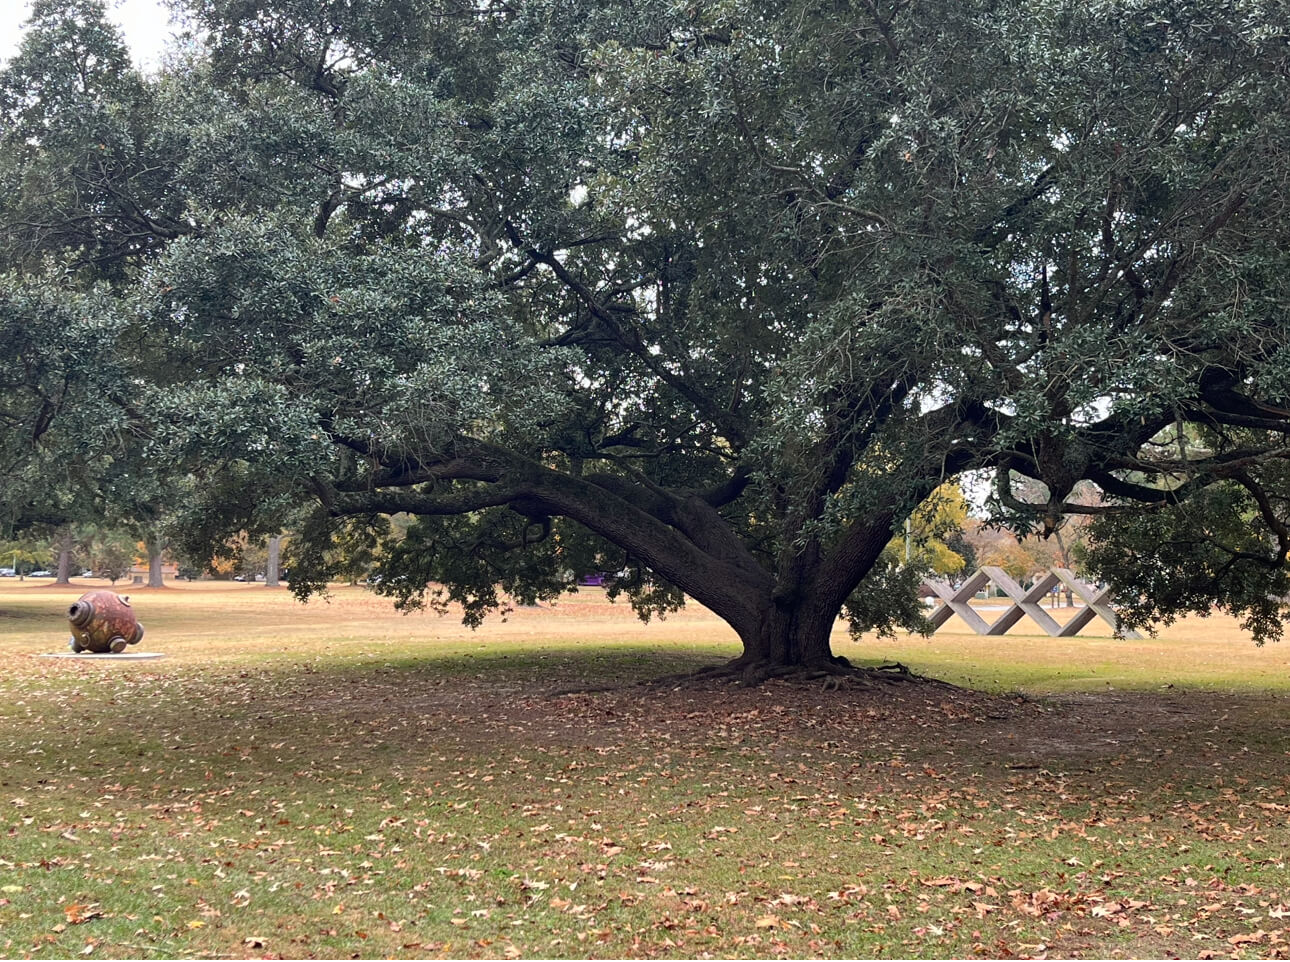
[39,652,166,661]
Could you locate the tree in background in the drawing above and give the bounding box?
[86,528,136,583]
[0,535,52,578]
[0,0,180,274]
[976,478,1100,604]
[895,484,974,579]
[49,524,98,584]
[231,534,268,582]
[0,0,176,557]
[0,278,131,547]
[265,534,284,587]
[3,0,1290,681]
[962,521,1061,588]
[289,516,392,588]
[942,531,978,584]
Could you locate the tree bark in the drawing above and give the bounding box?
[147,537,164,588]
[719,513,897,678]
[737,599,841,671]
[55,529,74,585]
[265,535,282,587]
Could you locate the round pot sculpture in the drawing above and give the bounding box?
[67,591,145,654]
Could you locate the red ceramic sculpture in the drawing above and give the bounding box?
[67,591,145,654]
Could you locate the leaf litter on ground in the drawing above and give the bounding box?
[1,586,1289,958]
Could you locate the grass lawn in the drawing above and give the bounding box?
[1,579,1288,959]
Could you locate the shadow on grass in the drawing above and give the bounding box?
[0,605,69,627]
[13,644,1290,801]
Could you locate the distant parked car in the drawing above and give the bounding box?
[0,568,14,577]
[29,570,52,578]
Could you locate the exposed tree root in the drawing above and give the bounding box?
[636,656,961,693]
[546,652,964,696]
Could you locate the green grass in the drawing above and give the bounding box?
[1,580,1289,958]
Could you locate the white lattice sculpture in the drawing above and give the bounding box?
[921,567,1140,638]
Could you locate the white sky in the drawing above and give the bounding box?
[0,0,174,71]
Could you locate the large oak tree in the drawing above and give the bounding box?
[5,0,1290,678]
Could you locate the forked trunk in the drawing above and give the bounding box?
[727,597,850,683]
[713,519,894,682]
[745,601,836,664]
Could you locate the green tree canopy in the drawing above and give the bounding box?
[0,0,166,544]
[4,0,1290,677]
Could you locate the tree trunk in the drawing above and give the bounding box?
[265,535,282,587]
[732,595,851,680]
[460,457,901,681]
[55,530,74,585]
[147,538,164,588]
[721,514,896,678]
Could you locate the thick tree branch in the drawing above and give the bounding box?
[1229,469,1290,561]
[506,223,751,448]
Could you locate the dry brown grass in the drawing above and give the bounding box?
[3,577,1284,693]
